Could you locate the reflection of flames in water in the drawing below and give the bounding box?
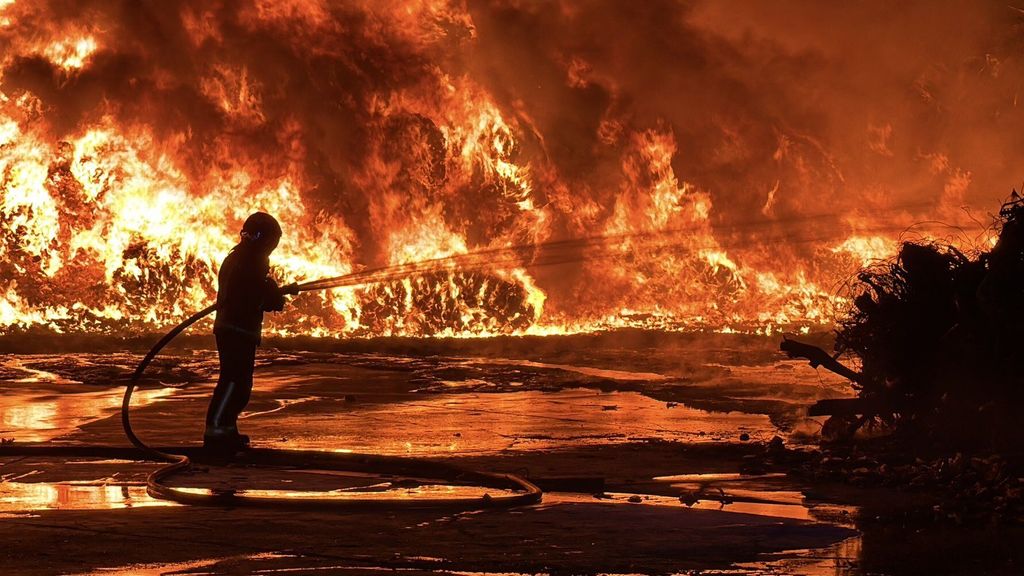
[0,482,174,512]
[0,1,1003,337]
[0,356,175,441]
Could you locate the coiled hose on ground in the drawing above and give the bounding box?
[118,301,542,510]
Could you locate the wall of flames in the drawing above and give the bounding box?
[0,1,1012,337]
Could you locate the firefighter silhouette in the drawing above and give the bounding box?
[205,212,294,452]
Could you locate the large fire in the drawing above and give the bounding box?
[0,1,1010,337]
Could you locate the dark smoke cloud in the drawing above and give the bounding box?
[468,0,1024,230]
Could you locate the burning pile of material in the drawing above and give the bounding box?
[796,195,1024,447]
[1,1,1012,338]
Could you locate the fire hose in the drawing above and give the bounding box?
[116,229,644,509]
[114,241,617,510]
[119,291,541,510]
[10,236,630,511]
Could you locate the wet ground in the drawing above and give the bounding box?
[0,331,1017,574]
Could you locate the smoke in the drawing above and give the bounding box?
[1,0,1021,334]
[474,0,1023,220]
[463,0,1024,316]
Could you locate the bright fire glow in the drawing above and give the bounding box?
[0,2,1002,338]
[44,37,98,71]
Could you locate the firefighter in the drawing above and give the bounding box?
[205,212,295,452]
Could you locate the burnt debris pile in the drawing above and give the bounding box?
[785,195,1024,448]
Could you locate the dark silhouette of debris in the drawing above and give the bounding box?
[784,194,1024,448]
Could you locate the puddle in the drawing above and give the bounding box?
[732,535,862,575]
[653,472,788,482]
[170,483,523,501]
[463,358,671,381]
[0,481,177,511]
[537,491,853,523]
[0,386,173,442]
[260,388,773,455]
[0,467,849,524]
[240,396,323,419]
[75,560,425,576]
[532,483,861,575]
[438,378,495,388]
[0,479,524,511]
[5,472,862,575]
[1,356,80,385]
[704,360,852,396]
[649,471,858,524]
[67,552,288,576]
[70,559,222,576]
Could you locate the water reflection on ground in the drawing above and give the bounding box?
[0,342,866,575]
[263,388,774,456]
[0,386,173,442]
[0,480,175,511]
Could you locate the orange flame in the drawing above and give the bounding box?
[0,1,1000,337]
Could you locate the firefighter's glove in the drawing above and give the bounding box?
[263,279,288,312]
